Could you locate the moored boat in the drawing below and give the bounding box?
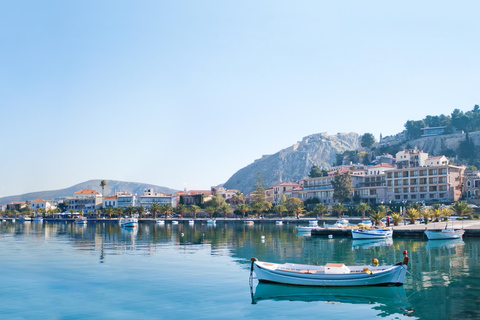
[275,221,283,225]
[351,228,393,240]
[250,254,408,287]
[244,221,254,225]
[120,217,138,227]
[207,219,216,225]
[172,221,178,225]
[19,216,32,222]
[424,228,464,240]
[156,219,165,225]
[32,217,43,223]
[188,220,195,225]
[75,216,88,225]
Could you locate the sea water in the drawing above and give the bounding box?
[0,221,478,319]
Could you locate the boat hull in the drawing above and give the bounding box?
[120,218,138,228]
[424,229,464,240]
[253,261,407,287]
[351,229,393,240]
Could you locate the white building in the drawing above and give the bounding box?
[116,191,136,208]
[137,189,177,208]
[103,195,118,208]
[67,189,103,213]
[30,199,52,213]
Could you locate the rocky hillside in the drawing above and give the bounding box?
[0,180,178,204]
[223,132,360,194]
[397,131,480,156]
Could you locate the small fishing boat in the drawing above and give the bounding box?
[207,219,216,225]
[358,220,373,227]
[19,216,32,222]
[75,216,88,225]
[351,228,393,240]
[120,217,138,227]
[250,256,408,287]
[424,228,464,240]
[324,219,349,228]
[156,219,165,225]
[275,221,283,225]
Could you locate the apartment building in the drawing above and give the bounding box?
[271,182,301,204]
[137,189,177,208]
[30,199,52,213]
[463,170,480,199]
[67,189,103,213]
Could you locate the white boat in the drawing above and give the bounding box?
[19,216,32,222]
[172,221,179,225]
[75,216,88,225]
[275,221,283,225]
[207,219,216,225]
[245,221,254,225]
[424,228,464,240]
[324,219,349,228]
[32,217,43,223]
[188,220,195,225]
[351,229,393,239]
[156,219,165,225]
[251,258,407,287]
[120,217,138,227]
[359,220,373,227]
[11,219,15,222]
[296,226,323,233]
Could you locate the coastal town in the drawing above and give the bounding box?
[2,147,480,221]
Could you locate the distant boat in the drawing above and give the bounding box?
[359,220,373,227]
[120,217,138,228]
[324,219,349,228]
[207,219,216,225]
[188,220,195,225]
[172,221,179,225]
[75,216,87,225]
[19,216,32,222]
[275,221,283,225]
[351,229,393,240]
[32,217,43,223]
[156,219,164,225]
[250,258,407,287]
[425,222,464,240]
[244,221,254,225]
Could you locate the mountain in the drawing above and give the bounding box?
[223,132,360,194]
[0,180,178,204]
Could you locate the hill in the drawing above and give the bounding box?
[0,180,178,204]
[223,132,360,194]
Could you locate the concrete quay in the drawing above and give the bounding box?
[311,220,480,238]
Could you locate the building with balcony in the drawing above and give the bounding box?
[67,189,103,213]
[137,189,177,208]
[116,191,136,208]
[463,170,480,199]
[271,182,301,204]
[30,199,52,213]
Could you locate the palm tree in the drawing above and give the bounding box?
[251,202,264,219]
[355,203,371,219]
[136,206,145,218]
[150,203,161,219]
[100,180,107,198]
[451,201,474,219]
[189,205,200,219]
[115,207,123,218]
[391,213,402,226]
[176,204,187,219]
[206,206,216,219]
[220,203,231,219]
[238,204,250,219]
[431,207,443,222]
[405,208,419,224]
[332,203,347,219]
[294,206,304,219]
[419,207,431,223]
[440,207,452,221]
[370,209,386,226]
[105,206,114,219]
[274,204,287,218]
[125,206,136,217]
[313,203,328,219]
[160,204,173,220]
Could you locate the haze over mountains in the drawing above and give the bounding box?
[0,180,177,204]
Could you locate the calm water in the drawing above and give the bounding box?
[0,220,478,320]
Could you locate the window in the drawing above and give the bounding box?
[468,181,472,187]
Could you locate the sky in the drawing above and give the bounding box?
[1,0,479,197]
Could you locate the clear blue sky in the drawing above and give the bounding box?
[1,1,479,197]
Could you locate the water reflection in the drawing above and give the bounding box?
[352,238,393,249]
[251,282,414,317]
[425,239,464,250]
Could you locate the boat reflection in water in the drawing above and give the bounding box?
[425,238,464,250]
[352,238,393,249]
[251,283,412,317]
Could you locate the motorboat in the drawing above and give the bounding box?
[32,217,43,223]
[250,258,407,287]
[207,219,216,225]
[75,216,88,225]
[156,219,165,225]
[120,217,138,227]
[172,221,179,225]
[19,216,32,222]
[188,220,195,225]
[275,221,283,225]
[324,219,349,228]
[424,223,464,240]
[244,221,254,225]
[351,228,393,240]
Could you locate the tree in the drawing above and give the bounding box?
[280,194,287,205]
[160,204,173,220]
[206,206,216,219]
[313,203,328,218]
[285,197,304,216]
[451,201,474,219]
[105,206,114,219]
[309,165,328,178]
[391,213,402,226]
[404,120,425,140]
[251,173,266,205]
[361,133,375,149]
[273,204,287,218]
[405,208,419,224]
[150,203,161,219]
[355,203,371,219]
[125,206,136,217]
[100,180,107,198]
[203,194,226,211]
[332,203,347,219]
[176,204,187,219]
[332,171,353,203]
[370,209,385,226]
[251,202,264,219]
[220,203,231,219]
[189,205,200,219]
[238,204,250,219]
[136,206,145,218]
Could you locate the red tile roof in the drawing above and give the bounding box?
[370,164,395,168]
[74,189,100,195]
[105,196,117,200]
[31,199,45,203]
